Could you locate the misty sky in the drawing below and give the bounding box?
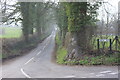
[2,0,120,26]
[97,0,119,22]
[4,0,120,14]
[103,0,119,14]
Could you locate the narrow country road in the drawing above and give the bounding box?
[1,30,119,78]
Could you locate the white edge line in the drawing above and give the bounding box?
[37,51,41,55]
[81,77,87,78]
[21,68,31,78]
[90,73,95,74]
[24,57,34,65]
[109,72,118,75]
[96,74,104,77]
[65,76,76,78]
[100,71,112,74]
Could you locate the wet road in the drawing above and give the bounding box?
[1,30,119,78]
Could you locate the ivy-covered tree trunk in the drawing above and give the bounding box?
[76,2,89,54]
[60,2,101,59]
[66,2,89,55]
[76,27,89,54]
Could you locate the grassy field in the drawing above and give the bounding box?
[0,27,22,38]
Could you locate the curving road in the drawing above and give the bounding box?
[1,30,119,78]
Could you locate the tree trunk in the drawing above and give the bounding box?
[71,27,89,55]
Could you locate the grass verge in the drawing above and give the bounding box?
[56,47,67,64]
[55,34,120,66]
[64,53,119,65]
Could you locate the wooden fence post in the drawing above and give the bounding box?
[97,39,100,51]
[114,36,119,51]
[115,38,118,51]
[109,39,112,51]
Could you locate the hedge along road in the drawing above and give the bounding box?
[1,29,119,78]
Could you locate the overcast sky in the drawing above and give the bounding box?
[105,0,119,13]
[97,0,119,22]
[7,0,119,14]
[5,0,119,13]
[2,0,120,26]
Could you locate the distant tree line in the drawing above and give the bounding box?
[2,1,55,42]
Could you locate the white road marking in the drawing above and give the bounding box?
[37,51,41,55]
[49,35,52,38]
[24,57,34,65]
[55,27,57,30]
[53,35,55,38]
[109,72,118,75]
[65,75,76,78]
[43,46,46,50]
[100,71,112,74]
[90,73,95,75]
[96,74,105,77]
[37,37,50,55]
[81,77,87,78]
[21,68,31,78]
[52,31,54,34]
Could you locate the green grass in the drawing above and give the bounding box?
[56,47,67,64]
[0,53,7,59]
[55,33,68,64]
[55,34,120,65]
[55,33,62,46]
[0,27,22,38]
[55,46,119,65]
[58,53,119,65]
[91,35,120,50]
[79,53,118,65]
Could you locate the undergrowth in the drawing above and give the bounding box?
[55,33,120,66]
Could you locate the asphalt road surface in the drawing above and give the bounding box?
[0,30,119,78]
